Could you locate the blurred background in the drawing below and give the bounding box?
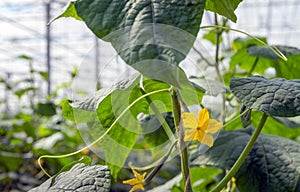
[0,0,300,191]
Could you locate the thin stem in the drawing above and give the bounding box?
[214,13,222,82]
[214,14,226,123]
[211,113,268,192]
[193,46,214,67]
[171,88,192,192]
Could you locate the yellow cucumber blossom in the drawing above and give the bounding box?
[182,108,222,147]
[123,166,147,192]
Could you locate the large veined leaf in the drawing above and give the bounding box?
[55,0,206,87]
[247,45,300,79]
[230,76,300,117]
[192,127,300,192]
[247,45,300,60]
[28,163,110,192]
[205,0,243,22]
[272,116,300,129]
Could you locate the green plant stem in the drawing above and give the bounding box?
[140,88,176,143]
[211,113,268,192]
[214,14,226,123]
[171,88,192,192]
[214,13,222,82]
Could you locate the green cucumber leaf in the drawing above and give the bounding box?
[272,117,300,129]
[55,0,206,87]
[192,127,300,192]
[247,45,300,79]
[48,1,82,25]
[247,45,300,60]
[29,163,110,192]
[230,37,270,75]
[205,0,243,22]
[51,156,92,182]
[230,76,300,117]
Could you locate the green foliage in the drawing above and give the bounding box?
[139,112,175,157]
[36,102,56,117]
[48,1,82,25]
[192,127,300,192]
[230,37,270,75]
[230,76,300,117]
[14,87,37,99]
[0,64,85,191]
[55,0,206,87]
[247,45,300,79]
[51,156,92,181]
[205,0,243,22]
[203,29,223,45]
[28,163,110,192]
[2,1,299,192]
[67,74,205,178]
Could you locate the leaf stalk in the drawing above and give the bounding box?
[211,112,268,192]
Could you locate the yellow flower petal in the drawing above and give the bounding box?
[200,134,214,147]
[198,108,210,127]
[132,168,145,181]
[123,167,146,192]
[130,184,145,192]
[182,112,198,129]
[183,108,222,146]
[206,119,222,134]
[200,119,210,132]
[184,128,197,141]
[194,129,205,141]
[123,178,140,185]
